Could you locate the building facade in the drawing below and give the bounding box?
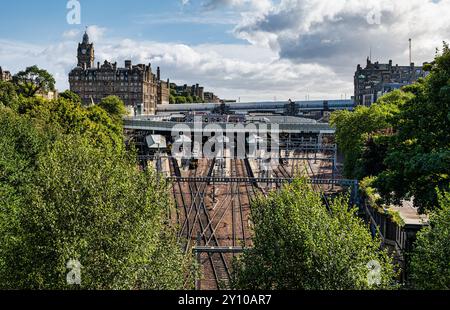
[171,83,205,101]
[204,91,220,103]
[354,58,428,106]
[69,32,169,115]
[0,66,12,81]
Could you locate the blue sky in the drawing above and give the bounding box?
[0,0,448,101]
[0,1,241,44]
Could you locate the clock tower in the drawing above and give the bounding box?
[77,30,95,68]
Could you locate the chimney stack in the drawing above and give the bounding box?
[125,60,132,69]
[157,66,161,81]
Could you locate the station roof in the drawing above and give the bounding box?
[146,135,167,149]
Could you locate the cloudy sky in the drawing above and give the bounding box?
[0,0,448,101]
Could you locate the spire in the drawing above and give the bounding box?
[82,27,89,44]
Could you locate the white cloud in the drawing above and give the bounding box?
[226,0,450,99]
[0,33,350,101]
[86,25,107,42]
[62,29,81,39]
[4,1,447,102]
[95,38,347,100]
[234,0,450,66]
[0,39,75,91]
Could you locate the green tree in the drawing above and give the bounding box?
[0,134,194,289]
[0,108,48,213]
[409,189,450,289]
[59,90,82,104]
[176,96,187,104]
[98,96,127,120]
[193,96,204,103]
[17,96,123,150]
[169,94,176,104]
[0,81,18,109]
[85,105,124,150]
[358,135,390,178]
[186,95,193,103]
[0,109,51,288]
[13,65,55,97]
[232,179,398,290]
[375,44,450,211]
[330,90,411,179]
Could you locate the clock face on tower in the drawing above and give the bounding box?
[82,49,87,54]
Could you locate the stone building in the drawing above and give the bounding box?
[36,89,59,100]
[69,31,169,115]
[204,91,220,103]
[171,83,205,101]
[354,58,428,106]
[0,66,12,81]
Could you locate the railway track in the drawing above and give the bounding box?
[166,144,337,290]
[169,157,188,235]
[190,159,231,289]
[233,159,252,248]
[304,153,332,213]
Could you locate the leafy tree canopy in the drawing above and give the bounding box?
[409,188,450,289]
[0,81,18,109]
[59,90,82,104]
[175,96,187,104]
[0,135,194,289]
[97,95,128,120]
[330,90,412,179]
[14,96,123,151]
[375,43,450,211]
[0,89,195,289]
[13,65,55,97]
[332,43,450,212]
[232,179,398,290]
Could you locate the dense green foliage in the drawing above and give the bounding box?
[409,189,450,289]
[98,95,128,120]
[331,90,412,179]
[169,88,204,104]
[175,95,187,104]
[232,179,398,290]
[375,45,450,211]
[0,135,192,289]
[331,44,450,212]
[13,65,55,97]
[0,81,18,109]
[0,69,194,289]
[59,90,82,104]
